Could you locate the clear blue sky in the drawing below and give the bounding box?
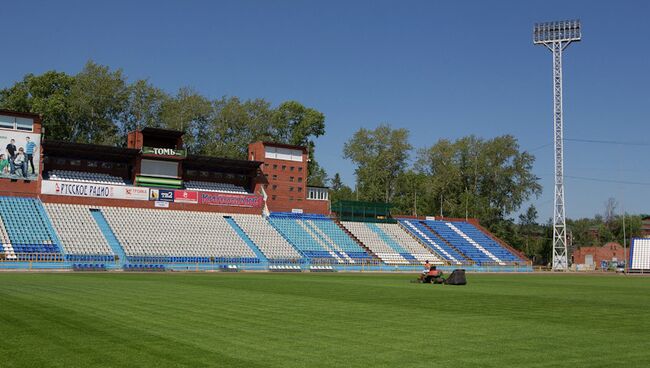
[2,0,649,220]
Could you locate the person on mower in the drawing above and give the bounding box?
[423,266,444,284]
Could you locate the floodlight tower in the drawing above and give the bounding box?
[533,20,581,271]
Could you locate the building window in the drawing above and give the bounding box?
[298,167,303,172]
[282,165,286,171]
[289,197,294,201]
[272,184,277,190]
[298,187,302,192]
[290,166,294,171]
[289,187,294,192]
[264,163,269,168]
[264,174,269,178]
[271,195,276,200]
[298,177,303,183]
[289,176,294,182]
[273,164,278,170]
[272,174,277,180]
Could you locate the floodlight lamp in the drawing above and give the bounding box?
[533,19,581,44]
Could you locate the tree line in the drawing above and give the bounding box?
[0,61,327,185]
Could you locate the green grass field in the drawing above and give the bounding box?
[0,272,648,368]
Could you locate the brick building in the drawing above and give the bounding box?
[248,141,329,215]
[572,242,626,269]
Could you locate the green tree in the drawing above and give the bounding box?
[415,135,541,225]
[160,87,213,153]
[0,71,75,140]
[69,61,129,144]
[329,173,355,203]
[120,79,169,136]
[203,97,274,158]
[343,124,412,202]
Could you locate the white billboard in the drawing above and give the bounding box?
[0,129,41,180]
[41,180,149,201]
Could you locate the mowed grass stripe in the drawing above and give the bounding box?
[0,273,649,367]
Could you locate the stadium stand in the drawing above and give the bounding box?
[184,180,249,194]
[44,203,115,262]
[101,207,259,263]
[375,223,444,264]
[630,238,650,271]
[340,221,410,265]
[46,170,127,185]
[230,214,302,262]
[0,197,62,260]
[398,219,465,265]
[452,222,522,263]
[307,219,373,261]
[268,213,372,263]
[424,221,503,265]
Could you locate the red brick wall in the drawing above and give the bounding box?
[248,141,329,215]
[572,243,626,269]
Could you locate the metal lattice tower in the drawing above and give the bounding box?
[533,20,581,271]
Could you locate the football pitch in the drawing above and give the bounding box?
[0,272,648,368]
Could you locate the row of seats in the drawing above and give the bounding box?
[231,214,302,261]
[0,197,61,257]
[46,170,127,185]
[452,222,522,263]
[374,223,444,264]
[630,238,650,270]
[123,264,165,272]
[340,221,410,265]
[101,207,258,260]
[268,216,372,263]
[184,180,249,194]
[73,263,107,271]
[44,203,115,258]
[269,265,302,272]
[425,221,501,265]
[399,220,465,265]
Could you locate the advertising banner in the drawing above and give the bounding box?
[0,130,41,181]
[174,190,198,204]
[142,146,187,158]
[149,189,175,202]
[123,187,150,201]
[154,201,169,208]
[199,192,263,208]
[41,180,149,201]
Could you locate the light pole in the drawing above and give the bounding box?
[533,20,581,271]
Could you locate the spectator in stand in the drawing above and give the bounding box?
[11,147,27,178]
[6,138,16,174]
[25,136,36,175]
[0,154,8,175]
